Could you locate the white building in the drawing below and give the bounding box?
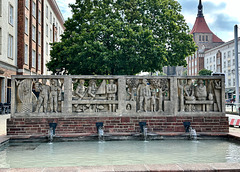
[205,38,240,99]
[0,0,18,103]
[44,0,64,75]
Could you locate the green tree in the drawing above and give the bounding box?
[47,0,196,75]
[198,69,212,76]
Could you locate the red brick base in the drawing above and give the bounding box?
[7,116,229,136]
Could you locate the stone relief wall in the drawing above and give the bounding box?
[11,76,225,116]
[177,78,222,113]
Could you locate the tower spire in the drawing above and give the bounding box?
[197,0,203,17]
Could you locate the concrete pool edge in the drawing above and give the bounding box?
[1,163,240,171]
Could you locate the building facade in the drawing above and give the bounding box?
[205,38,240,99]
[44,0,64,74]
[0,0,64,104]
[0,0,18,103]
[187,0,224,76]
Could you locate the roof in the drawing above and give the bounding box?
[190,17,224,43]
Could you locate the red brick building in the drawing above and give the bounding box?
[187,0,224,76]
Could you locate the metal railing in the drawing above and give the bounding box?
[225,103,240,115]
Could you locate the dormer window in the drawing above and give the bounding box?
[206,35,208,41]
[199,35,201,41]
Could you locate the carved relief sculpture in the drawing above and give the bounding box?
[178,80,184,112]
[184,79,195,101]
[137,79,151,112]
[49,79,62,112]
[126,78,139,101]
[106,79,117,112]
[88,79,97,100]
[195,79,207,100]
[16,79,36,113]
[35,79,50,113]
[75,79,86,100]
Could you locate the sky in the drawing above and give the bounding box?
[56,0,240,42]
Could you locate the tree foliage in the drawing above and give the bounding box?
[198,68,212,76]
[47,0,196,75]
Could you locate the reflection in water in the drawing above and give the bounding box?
[0,140,240,168]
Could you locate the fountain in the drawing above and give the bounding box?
[189,127,197,140]
[143,126,148,141]
[49,123,57,142]
[96,122,104,142]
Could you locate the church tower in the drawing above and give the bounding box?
[187,0,224,75]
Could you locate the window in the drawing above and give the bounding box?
[38,10,41,24]
[228,70,231,76]
[233,49,235,56]
[56,22,58,28]
[224,61,226,68]
[0,28,2,54]
[207,59,208,64]
[233,59,235,65]
[53,17,55,25]
[233,79,236,86]
[38,54,41,70]
[206,35,208,41]
[25,0,29,9]
[46,24,48,37]
[46,5,48,18]
[210,57,212,63]
[195,60,197,65]
[199,35,201,41]
[213,65,215,71]
[224,52,226,59]
[50,12,52,24]
[228,79,231,87]
[8,34,13,58]
[213,56,215,62]
[38,32,41,45]
[228,51,231,58]
[210,65,212,70]
[192,61,193,67]
[50,29,52,41]
[25,17,28,34]
[228,60,231,67]
[202,35,204,41]
[195,68,197,74]
[24,44,28,64]
[32,49,36,67]
[32,1,36,18]
[46,42,48,55]
[9,4,13,25]
[32,25,36,41]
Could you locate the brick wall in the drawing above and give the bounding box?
[7,116,229,136]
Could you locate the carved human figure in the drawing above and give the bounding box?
[49,79,61,112]
[137,79,151,112]
[88,80,97,99]
[75,79,86,100]
[150,91,158,112]
[106,79,117,112]
[178,80,184,112]
[35,79,50,112]
[195,79,207,100]
[184,79,195,100]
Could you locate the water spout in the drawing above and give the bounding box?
[98,126,104,142]
[49,128,54,142]
[48,123,57,143]
[143,127,148,141]
[189,127,197,140]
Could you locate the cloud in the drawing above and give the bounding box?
[56,0,75,20]
[209,14,238,32]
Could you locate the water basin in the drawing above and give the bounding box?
[1,140,240,168]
